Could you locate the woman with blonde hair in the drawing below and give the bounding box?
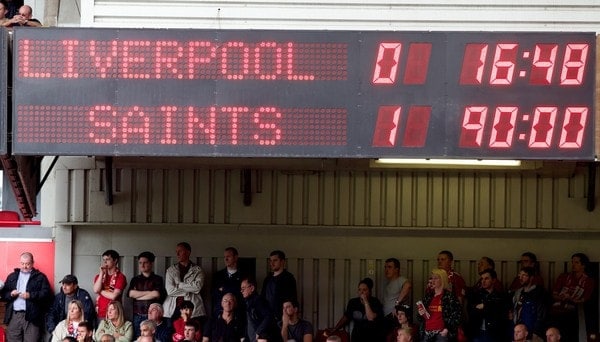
[95,301,134,342]
[417,269,462,342]
[51,300,86,341]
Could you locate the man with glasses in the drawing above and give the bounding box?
[242,278,281,342]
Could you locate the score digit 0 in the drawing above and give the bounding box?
[372,42,432,85]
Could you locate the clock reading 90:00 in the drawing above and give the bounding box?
[459,106,587,149]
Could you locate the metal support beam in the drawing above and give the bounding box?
[38,156,59,193]
[0,155,39,219]
[587,162,596,212]
[104,157,113,205]
[242,168,252,206]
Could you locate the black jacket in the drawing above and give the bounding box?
[260,270,297,321]
[211,267,248,316]
[245,293,282,342]
[46,286,97,332]
[1,267,52,327]
[467,288,509,341]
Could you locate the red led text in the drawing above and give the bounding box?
[372,42,432,85]
[460,43,589,86]
[459,106,588,148]
[16,105,347,146]
[17,39,348,81]
[372,105,431,147]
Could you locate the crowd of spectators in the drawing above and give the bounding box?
[0,2,590,342]
[0,246,595,342]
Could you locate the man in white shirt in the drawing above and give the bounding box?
[211,247,247,316]
[1,252,52,342]
[383,258,412,316]
[163,242,206,324]
[382,258,412,337]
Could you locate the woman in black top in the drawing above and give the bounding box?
[333,278,384,342]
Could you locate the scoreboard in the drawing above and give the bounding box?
[9,28,598,160]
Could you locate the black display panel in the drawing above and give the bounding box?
[12,28,596,159]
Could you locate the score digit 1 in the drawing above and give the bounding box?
[372,105,431,147]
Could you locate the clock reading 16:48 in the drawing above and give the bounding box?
[12,29,596,159]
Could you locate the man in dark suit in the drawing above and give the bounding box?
[1,252,52,342]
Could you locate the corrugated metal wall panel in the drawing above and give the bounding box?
[505,174,519,228]
[132,168,147,222]
[69,169,87,222]
[78,0,600,32]
[149,169,165,223]
[523,176,536,227]
[60,163,600,230]
[180,169,196,222]
[165,169,181,222]
[430,173,444,227]
[210,169,225,224]
[354,172,368,226]
[114,168,132,222]
[491,175,506,228]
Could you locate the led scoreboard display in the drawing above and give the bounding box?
[12,28,596,159]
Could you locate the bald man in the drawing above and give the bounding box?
[1,252,52,342]
[2,5,41,27]
[513,323,529,342]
